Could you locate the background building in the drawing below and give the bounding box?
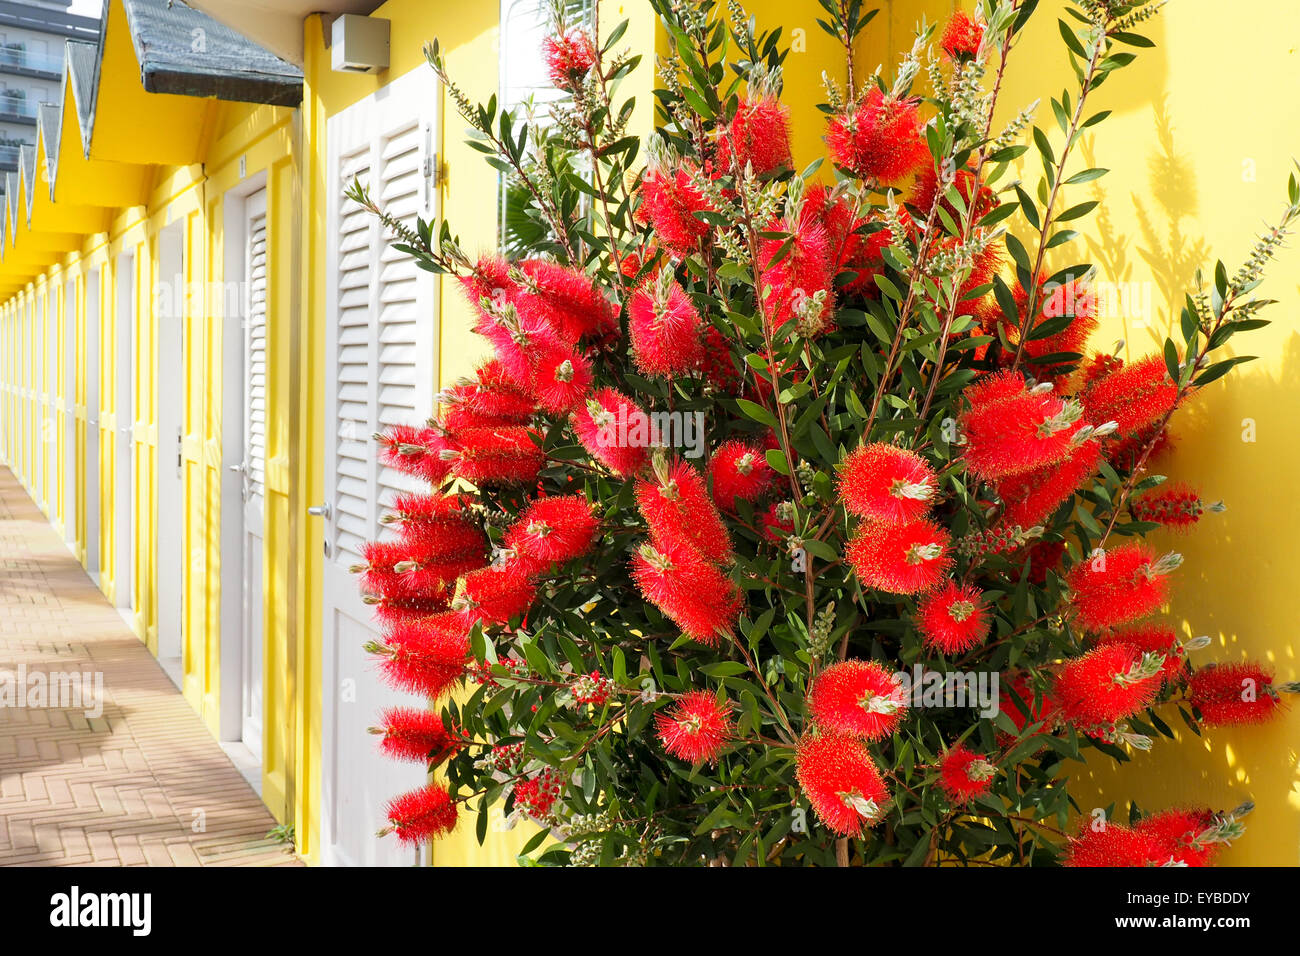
[0,1,97,179]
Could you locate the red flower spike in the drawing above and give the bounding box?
[457,562,537,626]
[994,437,1102,529]
[808,660,908,741]
[846,517,952,595]
[572,387,652,476]
[1134,808,1221,867]
[634,163,713,257]
[1129,482,1212,530]
[796,734,890,837]
[514,259,619,345]
[941,11,985,61]
[958,371,1090,481]
[939,745,997,804]
[826,88,928,183]
[1054,642,1165,735]
[1065,543,1174,631]
[655,690,734,765]
[1095,624,1186,686]
[446,426,544,487]
[374,707,460,765]
[838,443,938,523]
[375,612,472,700]
[530,338,593,414]
[542,28,597,91]
[376,425,453,486]
[636,457,734,565]
[385,784,458,846]
[760,500,796,543]
[631,540,743,645]
[716,95,792,178]
[504,495,599,577]
[910,161,998,224]
[1188,662,1283,726]
[1081,353,1180,439]
[709,439,776,513]
[628,270,705,378]
[696,326,742,394]
[917,581,991,655]
[757,212,835,336]
[1063,821,1173,868]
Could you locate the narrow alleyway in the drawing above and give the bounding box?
[0,467,299,866]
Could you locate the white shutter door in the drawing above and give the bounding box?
[322,66,440,867]
[245,195,269,498]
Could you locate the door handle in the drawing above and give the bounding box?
[307,504,331,519]
[228,463,246,473]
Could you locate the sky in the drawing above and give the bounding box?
[66,0,101,15]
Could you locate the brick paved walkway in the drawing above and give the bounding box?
[0,466,300,866]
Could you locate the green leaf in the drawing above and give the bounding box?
[1064,167,1108,185]
[736,399,779,428]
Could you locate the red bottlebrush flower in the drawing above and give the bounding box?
[377,424,453,486]
[1135,808,1221,867]
[1025,539,1066,584]
[838,443,938,523]
[628,270,705,378]
[998,672,1058,737]
[385,783,458,846]
[376,612,471,699]
[958,370,1089,481]
[826,88,928,183]
[631,539,743,644]
[634,163,713,257]
[760,500,795,543]
[504,494,599,576]
[846,517,952,595]
[636,458,734,565]
[910,161,997,223]
[709,439,775,513]
[917,581,990,655]
[542,27,597,90]
[1065,543,1172,631]
[696,325,742,394]
[382,490,473,532]
[530,338,593,414]
[655,690,734,764]
[1080,353,1179,439]
[355,531,484,606]
[439,385,536,432]
[1063,821,1171,867]
[368,594,454,629]
[572,387,651,476]
[796,734,890,837]
[1054,642,1165,736]
[374,707,460,765]
[1095,624,1186,686]
[514,259,619,345]
[446,426,544,487]
[1129,482,1212,530]
[757,213,835,335]
[475,307,560,387]
[939,745,996,804]
[806,186,893,296]
[458,254,517,322]
[1188,662,1283,726]
[807,660,908,741]
[458,562,536,626]
[994,278,1098,376]
[716,95,792,178]
[512,767,565,821]
[994,437,1102,528]
[941,10,985,61]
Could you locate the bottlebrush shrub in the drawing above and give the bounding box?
[345,0,1300,866]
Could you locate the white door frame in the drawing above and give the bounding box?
[218,170,269,763]
[114,252,134,611]
[85,268,101,582]
[155,223,185,669]
[64,276,76,548]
